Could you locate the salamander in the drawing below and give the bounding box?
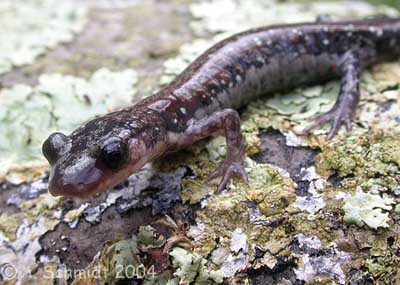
[42,18,400,198]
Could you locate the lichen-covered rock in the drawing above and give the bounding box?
[343,192,394,229]
[0,68,138,182]
[0,0,87,74]
[1,0,400,285]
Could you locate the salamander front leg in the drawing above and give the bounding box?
[180,109,248,192]
[303,51,361,139]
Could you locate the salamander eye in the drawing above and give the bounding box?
[99,137,129,170]
[42,132,71,164]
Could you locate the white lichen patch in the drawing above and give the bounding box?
[169,247,225,284]
[295,167,326,214]
[230,228,247,254]
[357,70,400,133]
[0,0,87,74]
[0,68,138,181]
[0,216,59,285]
[190,0,397,35]
[294,234,350,285]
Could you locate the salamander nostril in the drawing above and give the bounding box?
[42,132,71,163]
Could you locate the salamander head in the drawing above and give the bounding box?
[42,114,152,199]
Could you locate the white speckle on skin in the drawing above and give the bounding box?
[147,99,171,112]
[120,130,131,137]
[345,24,354,31]
[253,37,262,46]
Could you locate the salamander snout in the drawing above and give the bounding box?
[47,157,104,198]
[42,132,72,165]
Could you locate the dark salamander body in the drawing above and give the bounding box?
[43,18,400,198]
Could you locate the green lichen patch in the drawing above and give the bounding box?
[0,214,60,283]
[104,237,142,282]
[316,133,400,186]
[0,212,24,242]
[138,225,167,251]
[365,252,397,279]
[20,193,63,221]
[73,234,153,284]
[71,226,224,285]
[182,163,296,275]
[169,247,224,284]
[315,131,400,232]
[244,164,296,218]
[0,68,138,182]
[343,192,394,229]
[0,0,87,74]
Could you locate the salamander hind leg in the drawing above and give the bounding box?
[179,109,248,193]
[302,51,361,139]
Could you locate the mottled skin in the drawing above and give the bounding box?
[43,18,400,198]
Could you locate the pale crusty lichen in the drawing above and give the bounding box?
[1,0,400,284]
[0,0,87,74]
[0,68,138,182]
[343,191,394,229]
